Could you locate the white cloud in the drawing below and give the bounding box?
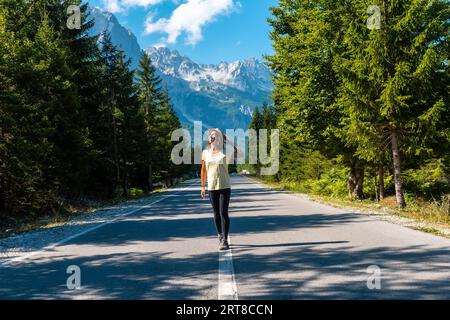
[123,0,164,6]
[101,0,122,12]
[153,41,167,48]
[101,0,163,13]
[144,0,238,45]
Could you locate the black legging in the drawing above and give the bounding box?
[208,188,231,240]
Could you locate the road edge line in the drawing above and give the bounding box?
[1,181,197,267]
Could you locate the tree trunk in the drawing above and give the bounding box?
[348,160,365,199]
[109,91,120,194]
[0,174,5,212]
[148,164,153,191]
[374,169,379,201]
[123,168,128,199]
[112,116,120,187]
[122,152,128,199]
[0,130,5,212]
[390,129,406,207]
[378,165,385,201]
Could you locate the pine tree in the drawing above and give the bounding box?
[267,0,449,204]
[0,1,68,215]
[136,52,162,116]
[336,0,450,207]
[60,1,103,195]
[249,107,262,131]
[261,102,276,131]
[156,88,182,181]
[249,106,263,176]
[96,33,123,196]
[0,1,183,220]
[114,51,148,197]
[135,52,162,190]
[266,0,366,197]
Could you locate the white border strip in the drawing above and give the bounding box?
[218,237,238,300]
[1,181,196,267]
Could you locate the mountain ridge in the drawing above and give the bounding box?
[145,46,272,94]
[88,6,273,129]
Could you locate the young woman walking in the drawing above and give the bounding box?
[200,128,241,250]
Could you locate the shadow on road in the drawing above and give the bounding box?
[1,176,449,300]
[0,250,218,300]
[231,243,450,299]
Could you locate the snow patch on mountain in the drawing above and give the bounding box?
[145,47,273,94]
[87,7,272,129]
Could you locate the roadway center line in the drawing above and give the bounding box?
[1,181,197,267]
[218,236,239,300]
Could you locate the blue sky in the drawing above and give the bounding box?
[87,0,278,64]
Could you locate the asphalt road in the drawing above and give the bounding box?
[1,176,449,299]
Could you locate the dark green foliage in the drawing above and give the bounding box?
[0,1,185,222]
[264,0,449,206]
[135,52,182,188]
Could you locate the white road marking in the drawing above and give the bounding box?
[218,237,239,300]
[1,182,197,267]
[3,180,241,300]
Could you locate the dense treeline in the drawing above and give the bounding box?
[0,0,184,222]
[247,102,277,176]
[259,0,449,207]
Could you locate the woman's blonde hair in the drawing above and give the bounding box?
[207,127,242,158]
[208,128,224,149]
